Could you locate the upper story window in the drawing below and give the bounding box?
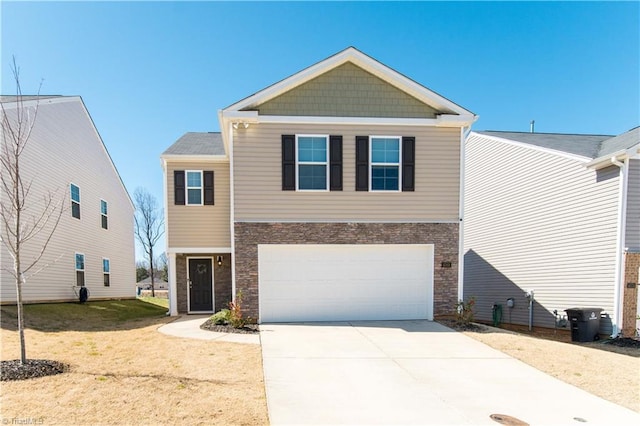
[297,135,328,190]
[70,184,80,219]
[173,170,214,206]
[186,170,203,205]
[282,134,343,192]
[100,200,108,229]
[75,252,85,287]
[370,137,400,191]
[356,135,414,192]
[103,258,110,287]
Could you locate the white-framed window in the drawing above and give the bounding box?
[100,199,108,230]
[103,258,110,287]
[186,170,203,205]
[296,135,329,191]
[75,252,85,287]
[70,183,80,219]
[370,136,401,191]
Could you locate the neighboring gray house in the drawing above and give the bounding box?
[0,96,135,303]
[464,128,639,337]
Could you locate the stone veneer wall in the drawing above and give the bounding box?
[176,254,232,313]
[622,252,640,337]
[234,222,459,320]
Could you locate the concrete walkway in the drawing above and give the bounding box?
[157,315,260,344]
[260,321,640,425]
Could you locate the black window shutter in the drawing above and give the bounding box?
[355,136,369,191]
[329,135,343,191]
[203,171,214,205]
[282,135,296,190]
[174,170,185,205]
[402,137,415,192]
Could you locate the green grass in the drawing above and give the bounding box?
[137,296,169,309]
[0,299,168,332]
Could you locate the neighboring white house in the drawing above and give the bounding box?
[1,96,135,303]
[464,128,639,337]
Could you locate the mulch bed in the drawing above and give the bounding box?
[1,359,68,381]
[438,319,487,333]
[200,319,259,334]
[602,337,640,349]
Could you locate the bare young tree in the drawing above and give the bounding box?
[0,58,65,364]
[134,188,164,298]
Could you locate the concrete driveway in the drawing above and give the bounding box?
[260,321,639,425]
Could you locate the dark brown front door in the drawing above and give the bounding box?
[188,258,213,312]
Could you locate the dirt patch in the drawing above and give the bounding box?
[439,320,640,412]
[200,319,259,334]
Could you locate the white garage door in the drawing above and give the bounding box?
[258,244,433,322]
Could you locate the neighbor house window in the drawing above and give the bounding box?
[186,170,203,205]
[297,135,328,190]
[100,200,108,229]
[103,258,110,287]
[70,184,80,219]
[370,136,401,191]
[75,253,85,287]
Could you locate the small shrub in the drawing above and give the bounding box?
[455,297,476,326]
[211,309,230,325]
[228,291,246,329]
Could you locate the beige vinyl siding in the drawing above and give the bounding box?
[626,159,640,251]
[0,99,135,303]
[251,63,441,118]
[463,134,619,334]
[166,161,231,248]
[233,123,460,221]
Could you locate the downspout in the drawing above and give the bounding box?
[458,126,473,303]
[610,156,629,337]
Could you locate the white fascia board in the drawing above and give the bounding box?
[469,132,593,163]
[160,154,229,162]
[167,247,232,254]
[249,114,476,127]
[223,47,475,118]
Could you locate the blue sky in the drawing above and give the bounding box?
[2,1,639,260]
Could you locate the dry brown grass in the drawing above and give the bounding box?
[460,326,640,413]
[0,308,268,425]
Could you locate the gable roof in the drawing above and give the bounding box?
[220,46,476,128]
[473,127,640,168]
[0,95,65,103]
[597,126,639,158]
[476,131,612,159]
[162,132,226,158]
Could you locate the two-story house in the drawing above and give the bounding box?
[1,96,135,303]
[162,47,476,322]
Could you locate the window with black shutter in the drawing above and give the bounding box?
[402,136,415,192]
[203,171,214,205]
[329,135,343,191]
[355,136,369,191]
[282,135,296,190]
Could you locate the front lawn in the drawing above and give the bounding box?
[0,301,268,425]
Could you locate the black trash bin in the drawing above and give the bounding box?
[565,308,602,342]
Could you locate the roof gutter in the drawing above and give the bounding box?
[610,156,629,337]
[587,144,640,170]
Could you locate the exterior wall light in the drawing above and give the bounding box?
[216,255,223,267]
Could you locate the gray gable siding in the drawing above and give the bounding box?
[626,159,640,252]
[464,133,619,335]
[250,62,441,118]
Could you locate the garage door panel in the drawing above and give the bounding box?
[258,244,434,322]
